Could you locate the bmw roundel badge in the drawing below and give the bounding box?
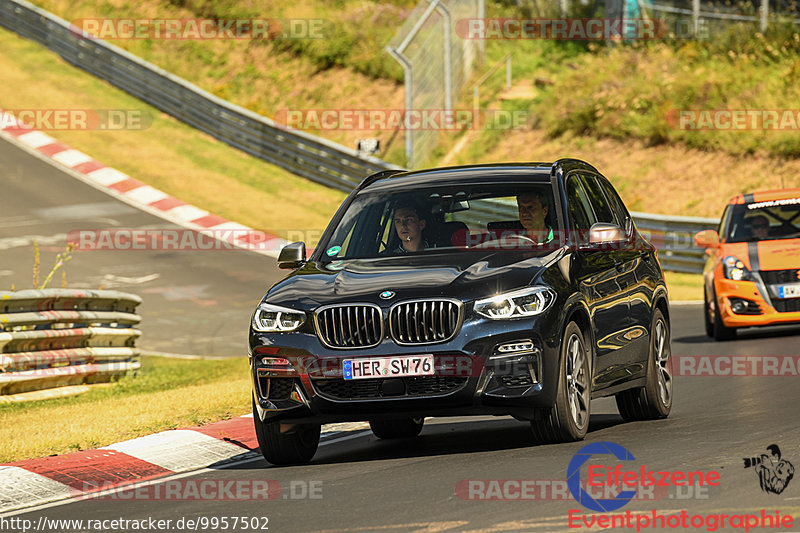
[379,291,395,300]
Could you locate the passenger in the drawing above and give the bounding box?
[516,191,554,243]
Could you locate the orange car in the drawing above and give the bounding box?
[695,188,800,340]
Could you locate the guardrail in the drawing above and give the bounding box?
[0,0,719,272]
[0,0,399,193]
[631,211,718,274]
[0,289,141,395]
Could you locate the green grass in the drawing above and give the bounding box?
[0,356,252,462]
[664,271,704,302]
[26,0,800,162]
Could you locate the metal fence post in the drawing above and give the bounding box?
[760,0,769,32]
[433,0,454,112]
[387,46,414,167]
[692,0,700,36]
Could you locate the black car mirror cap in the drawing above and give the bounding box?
[278,241,307,269]
[588,222,624,244]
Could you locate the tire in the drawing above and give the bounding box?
[703,289,714,338]
[369,417,424,439]
[711,287,736,341]
[615,308,673,421]
[531,321,591,443]
[253,400,320,465]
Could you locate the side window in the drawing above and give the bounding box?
[597,178,632,232]
[719,206,732,242]
[566,174,597,233]
[579,173,617,225]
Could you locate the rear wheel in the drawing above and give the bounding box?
[253,400,320,465]
[711,287,736,341]
[616,308,673,421]
[369,417,424,439]
[531,321,591,443]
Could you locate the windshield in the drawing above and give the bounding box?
[724,198,800,243]
[319,182,559,261]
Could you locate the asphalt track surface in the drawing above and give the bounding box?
[4,137,800,531]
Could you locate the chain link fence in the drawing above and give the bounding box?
[386,0,484,169]
[648,0,800,35]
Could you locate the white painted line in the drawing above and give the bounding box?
[323,422,370,433]
[86,167,129,186]
[318,430,372,446]
[209,221,251,231]
[165,204,209,222]
[51,149,93,168]
[103,430,250,472]
[16,131,56,149]
[0,466,74,514]
[124,185,169,205]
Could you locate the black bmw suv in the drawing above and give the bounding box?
[249,159,673,465]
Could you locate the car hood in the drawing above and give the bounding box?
[263,248,565,310]
[721,238,800,271]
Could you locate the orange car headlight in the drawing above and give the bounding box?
[722,256,753,281]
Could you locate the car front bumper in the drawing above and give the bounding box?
[715,278,800,328]
[250,314,562,424]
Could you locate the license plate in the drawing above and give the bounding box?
[343,355,434,380]
[778,284,800,299]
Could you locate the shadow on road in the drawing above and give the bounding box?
[235,414,627,469]
[675,324,800,344]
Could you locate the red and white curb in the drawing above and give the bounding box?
[0,416,369,514]
[0,110,291,258]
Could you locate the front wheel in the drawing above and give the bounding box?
[616,308,673,421]
[253,400,320,465]
[531,321,592,443]
[711,287,736,341]
[369,417,424,439]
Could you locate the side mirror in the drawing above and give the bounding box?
[694,229,719,249]
[278,242,306,269]
[588,222,624,244]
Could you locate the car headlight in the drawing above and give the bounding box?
[252,303,306,332]
[475,286,555,319]
[722,256,753,281]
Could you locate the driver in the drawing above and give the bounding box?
[748,214,770,241]
[517,190,554,244]
[390,203,429,253]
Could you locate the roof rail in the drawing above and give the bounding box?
[357,169,407,190]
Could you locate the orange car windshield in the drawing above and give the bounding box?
[725,201,800,243]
